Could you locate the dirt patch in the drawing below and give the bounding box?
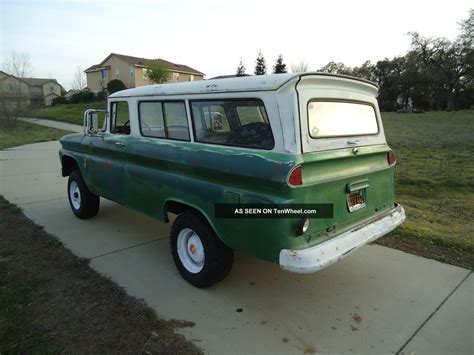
[375,234,473,270]
[0,197,201,354]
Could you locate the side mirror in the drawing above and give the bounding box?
[84,109,106,135]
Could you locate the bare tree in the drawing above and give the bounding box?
[291,60,310,73]
[0,51,33,132]
[72,66,86,90]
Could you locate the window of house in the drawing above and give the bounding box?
[115,68,120,79]
[139,101,190,141]
[130,66,134,78]
[190,99,274,150]
[190,74,194,81]
[50,86,54,92]
[100,69,108,80]
[172,72,180,81]
[110,101,130,135]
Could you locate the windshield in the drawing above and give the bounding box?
[307,101,378,138]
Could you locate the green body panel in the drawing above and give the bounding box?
[60,132,395,263]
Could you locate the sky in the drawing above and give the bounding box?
[0,0,472,90]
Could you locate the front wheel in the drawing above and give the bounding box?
[67,170,100,219]
[170,211,233,288]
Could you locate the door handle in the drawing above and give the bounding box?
[115,142,125,147]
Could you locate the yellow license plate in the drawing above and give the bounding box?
[347,190,366,212]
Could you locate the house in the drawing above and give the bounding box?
[0,70,30,109]
[64,89,81,101]
[84,53,205,93]
[22,78,62,106]
[0,71,62,107]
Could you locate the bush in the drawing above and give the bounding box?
[107,79,127,94]
[96,90,106,102]
[52,96,67,106]
[70,91,96,104]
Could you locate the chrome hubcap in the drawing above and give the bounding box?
[69,181,81,210]
[177,228,205,273]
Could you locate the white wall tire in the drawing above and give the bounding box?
[176,228,205,274]
[69,180,82,210]
[170,211,233,288]
[67,171,100,219]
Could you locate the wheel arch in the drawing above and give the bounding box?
[164,198,226,244]
[61,154,80,177]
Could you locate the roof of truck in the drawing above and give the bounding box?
[110,72,378,98]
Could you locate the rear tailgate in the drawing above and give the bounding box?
[295,74,395,243]
[299,145,395,242]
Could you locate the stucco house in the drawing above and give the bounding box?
[64,89,81,101]
[0,70,31,109]
[0,71,62,107]
[84,53,205,93]
[22,78,61,106]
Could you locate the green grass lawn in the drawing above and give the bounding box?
[25,102,106,125]
[0,121,72,150]
[382,110,474,253]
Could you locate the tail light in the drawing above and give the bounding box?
[288,165,303,186]
[387,150,396,165]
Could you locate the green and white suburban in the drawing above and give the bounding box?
[59,73,405,287]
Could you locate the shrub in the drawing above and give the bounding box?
[52,96,67,106]
[107,79,127,94]
[70,91,95,104]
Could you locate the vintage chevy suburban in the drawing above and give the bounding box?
[59,73,405,287]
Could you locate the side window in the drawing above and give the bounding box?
[190,99,274,150]
[110,101,130,135]
[163,102,190,141]
[139,102,165,138]
[138,101,190,141]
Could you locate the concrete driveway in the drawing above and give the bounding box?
[1,140,473,354]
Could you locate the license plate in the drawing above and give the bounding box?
[347,189,366,212]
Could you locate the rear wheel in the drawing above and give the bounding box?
[67,170,100,219]
[170,211,233,287]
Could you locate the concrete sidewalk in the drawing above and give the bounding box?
[1,141,473,354]
[19,117,83,133]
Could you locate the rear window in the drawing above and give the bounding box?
[307,101,378,138]
[190,99,274,150]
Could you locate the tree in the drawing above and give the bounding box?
[0,51,33,132]
[458,9,473,48]
[72,66,86,90]
[107,79,127,94]
[409,30,472,110]
[144,60,171,84]
[291,61,309,73]
[236,58,246,76]
[273,54,287,74]
[319,61,353,75]
[351,61,376,82]
[254,51,267,75]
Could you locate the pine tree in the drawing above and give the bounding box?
[273,54,287,74]
[236,58,246,76]
[254,50,267,75]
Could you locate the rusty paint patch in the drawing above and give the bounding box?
[351,312,362,324]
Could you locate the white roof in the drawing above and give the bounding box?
[110,72,377,98]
